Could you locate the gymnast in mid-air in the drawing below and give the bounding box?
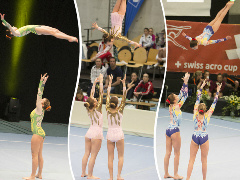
[91,0,141,52]
[182,1,234,50]
[0,13,78,42]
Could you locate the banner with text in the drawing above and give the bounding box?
[167,20,240,75]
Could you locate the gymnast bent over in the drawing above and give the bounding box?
[186,80,221,180]
[23,73,51,180]
[182,1,234,50]
[164,72,190,180]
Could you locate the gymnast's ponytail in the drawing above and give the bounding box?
[198,103,207,115]
[166,93,175,105]
[43,98,51,112]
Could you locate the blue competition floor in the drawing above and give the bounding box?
[69,126,159,180]
[0,133,73,180]
[156,108,240,180]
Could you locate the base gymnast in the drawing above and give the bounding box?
[182,1,234,50]
[0,13,78,42]
[82,74,104,179]
[23,73,51,180]
[186,80,221,180]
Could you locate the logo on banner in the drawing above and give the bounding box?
[128,0,141,8]
[167,24,192,50]
[167,0,204,2]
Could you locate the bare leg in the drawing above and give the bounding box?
[211,2,234,33]
[118,0,127,16]
[200,140,209,180]
[116,139,124,180]
[35,26,78,42]
[171,132,183,180]
[87,139,102,179]
[82,137,92,177]
[186,140,199,180]
[35,139,44,179]
[112,0,123,13]
[107,140,115,180]
[208,4,228,27]
[164,135,173,178]
[23,134,43,180]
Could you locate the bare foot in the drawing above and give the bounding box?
[174,175,184,180]
[87,176,100,179]
[22,176,35,180]
[35,174,42,179]
[164,174,173,179]
[68,37,78,43]
[117,177,124,180]
[81,173,88,177]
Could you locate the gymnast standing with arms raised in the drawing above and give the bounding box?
[82,74,104,179]
[23,73,51,180]
[182,1,234,50]
[186,81,221,180]
[106,74,128,180]
[0,13,78,42]
[164,72,190,180]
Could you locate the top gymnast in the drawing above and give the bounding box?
[91,0,141,48]
[182,1,234,50]
[0,13,78,42]
[164,72,190,180]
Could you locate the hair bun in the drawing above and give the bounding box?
[45,105,51,111]
[84,102,90,108]
[110,103,116,109]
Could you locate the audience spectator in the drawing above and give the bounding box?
[149,28,156,49]
[189,70,203,89]
[91,35,114,67]
[134,73,154,101]
[203,70,214,97]
[126,72,140,100]
[76,88,88,102]
[139,28,152,52]
[154,47,166,68]
[212,73,225,97]
[156,29,166,49]
[222,73,239,95]
[104,57,123,94]
[87,58,107,97]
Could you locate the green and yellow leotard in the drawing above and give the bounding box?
[30,80,45,138]
[2,19,40,37]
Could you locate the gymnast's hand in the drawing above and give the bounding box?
[41,73,49,84]
[200,79,206,89]
[0,13,5,20]
[92,22,99,30]
[217,83,222,92]
[226,36,232,40]
[182,32,186,37]
[182,72,190,84]
[120,74,126,84]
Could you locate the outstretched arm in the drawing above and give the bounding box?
[178,72,190,108]
[194,80,206,114]
[96,74,104,112]
[1,13,20,36]
[118,35,141,48]
[90,77,99,98]
[92,22,109,36]
[207,83,221,118]
[207,36,231,45]
[106,75,113,110]
[36,73,49,113]
[118,75,127,113]
[182,32,192,41]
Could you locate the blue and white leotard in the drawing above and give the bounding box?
[192,89,218,145]
[166,83,188,137]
